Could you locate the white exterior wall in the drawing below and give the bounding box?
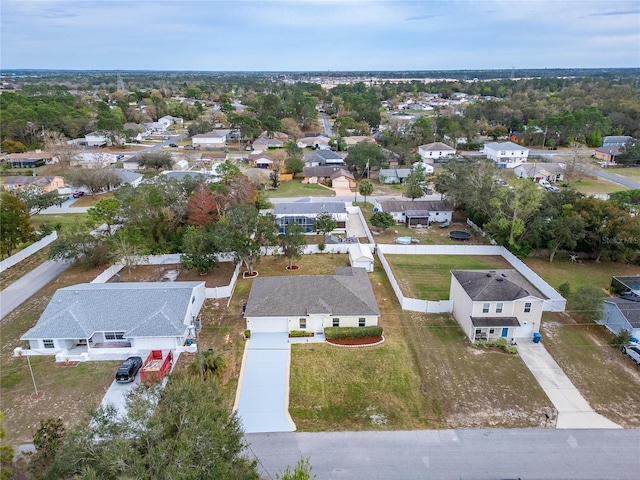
[192,137,225,147]
[186,283,206,321]
[418,148,454,159]
[132,336,181,351]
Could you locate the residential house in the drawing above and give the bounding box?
[85,132,109,147]
[450,270,545,343]
[249,153,276,169]
[508,132,526,145]
[302,166,355,190]
[418,142,456,161]
[297,135,330,150]
[601,298,640,341]
[161,170,214,183]
[378,168,411,184]
[20,282,206,360]
[304,149,345,167]
[70,152,118,169]
[121,157,141,170]
[251,137,283,154]
[603,136,632,147]
[116,169,143,188]
[201,153,228,164]
[258,131,289,142]
[514,163,565,183]
[244,267,379,334]
[145,121,167,133]
[348,243,374,272]
[272,197,348,233]
[191,130,230,149]
[594,146,622,164]
[6,151,57,168]
[483,141,529,168]
[2,175,65,193]
[374,198,452,226]
[158,115,183,128]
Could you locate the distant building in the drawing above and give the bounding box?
[418,142,456,161]
[483,141,529,168]
[603,136,632,147]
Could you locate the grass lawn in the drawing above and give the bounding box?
[0,247,50,291]
[30,213,89,233]
[524,257,640,293]
[540,312,640,427]
[70,191,116,207]
[595,166,640,180]
[564,178,629,195]
[267,179,335,198]
[385,254,511,299]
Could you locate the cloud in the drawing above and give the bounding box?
[589,9,640,16]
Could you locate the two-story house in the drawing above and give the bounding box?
[450,269,545,343]
[418,142,456,162]
[483,141,529,168]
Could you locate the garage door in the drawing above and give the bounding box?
[248,317,289,333]
[514,323,534,338]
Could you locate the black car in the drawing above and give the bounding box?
[169,143,178,148]
[115,356,143,383]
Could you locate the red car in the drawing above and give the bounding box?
[72,191,85,198]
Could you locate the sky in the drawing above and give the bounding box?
[1,0,639,71]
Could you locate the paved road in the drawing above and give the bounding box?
[320,113,333,137]
[246,428,640,480]
[0,259,72,319]
[586,167,640,189]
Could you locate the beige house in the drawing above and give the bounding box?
[2,175,65,193]
[450,269,545,343]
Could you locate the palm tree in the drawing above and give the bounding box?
[358,180,374,205]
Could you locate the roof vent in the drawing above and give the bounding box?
[486,273,492,277]
[496,277,504,282]
[501,273,507,278]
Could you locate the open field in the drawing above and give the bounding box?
[523,257,640,293]
[596,166,640,180]
[30,213,89,233]
[70,191,116,207]
[564,178,629,195]
[540,312,640,427]
[385,254,511,299]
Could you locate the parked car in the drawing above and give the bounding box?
[116,154,125,160]
[72,191,84,198]
[169,143,178,148]
[622,344,640,365]
[115,356,143,383]
[545,185,561,192]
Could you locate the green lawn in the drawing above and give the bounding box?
[565,178,629,195]
[267,179,335,198]
[30,213,89,233]
[385,254,511,299]
[595,166,640,180]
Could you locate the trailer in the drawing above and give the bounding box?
[140,350,173,384]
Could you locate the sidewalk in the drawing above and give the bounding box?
[517,341,621,429]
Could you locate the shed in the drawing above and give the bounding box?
[348,243,374,272]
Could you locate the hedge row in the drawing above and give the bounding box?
[324,326,383,340]
[473,338,518,354]
[289,330,314,338]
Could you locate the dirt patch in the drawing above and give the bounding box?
[109,262,236,288]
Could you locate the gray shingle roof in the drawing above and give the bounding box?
[117,169,143,184]
[451,270,544,301]
[484,141,529,151]
[304,150,345,163]
[244,267,379,317]
[471,316,520,327]
[378,199,451,213]
[303,166,352,179]
[273,198,346,215]
[605,297,640,328]
[419,142,455,152]
[21,282,204,340]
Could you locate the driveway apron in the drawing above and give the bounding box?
[235,333,296,433]
[517,342,621,429]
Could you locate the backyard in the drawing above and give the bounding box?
[384,254,511,299]
[267,179,334,198]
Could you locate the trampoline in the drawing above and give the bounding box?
[449,230,471,240]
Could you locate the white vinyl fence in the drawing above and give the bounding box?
[377,244,566,313]
[0,231,58,273]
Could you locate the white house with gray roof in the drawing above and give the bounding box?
[20,282,205,361]
[244,268,379,334]
[374,198,452,226]
[304,149,345,167]
[272,197,348,234]
[450,270,545,343]
[418,142,456,161]
[483,141,529,168]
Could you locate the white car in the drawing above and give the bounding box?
[621,344,640,365]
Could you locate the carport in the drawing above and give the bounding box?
[404,210,430,227]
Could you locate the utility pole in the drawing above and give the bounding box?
[27,354,42,399]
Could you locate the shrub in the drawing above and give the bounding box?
[473,337,518,354]
[324,326,383,340]
[558,281,571,298]
[610,329,632,349]
[244,329,251,339]
[370,212,395,230]
[289,330,314,337]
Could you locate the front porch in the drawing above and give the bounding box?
[470,316,520,343]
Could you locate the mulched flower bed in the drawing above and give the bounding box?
[326,336,383,346]
[55,361,80,367]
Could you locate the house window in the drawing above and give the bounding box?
[358,318,366,327]
[299,318,307,329]
[482,303,490,313]
[332,318,339,327]
[524,302,532,313]
[496,303,503,314]
[489,328,495,334]
[475,329,482,337]
[105,332,125,341]
[43,339,54,349]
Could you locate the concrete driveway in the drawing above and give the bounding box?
[234,333,296,433]
[517,342,621,429]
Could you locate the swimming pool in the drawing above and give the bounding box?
[396,236,412,245]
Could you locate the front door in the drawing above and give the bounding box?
[315,316,324,335]
[501,327,509,338]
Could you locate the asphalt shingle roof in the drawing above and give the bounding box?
[21,282,204,340]
[244,267,379,317]
[451,270,544,301]
[273,198,347,215]
[605,297,640,328]
[379,199,450,213]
